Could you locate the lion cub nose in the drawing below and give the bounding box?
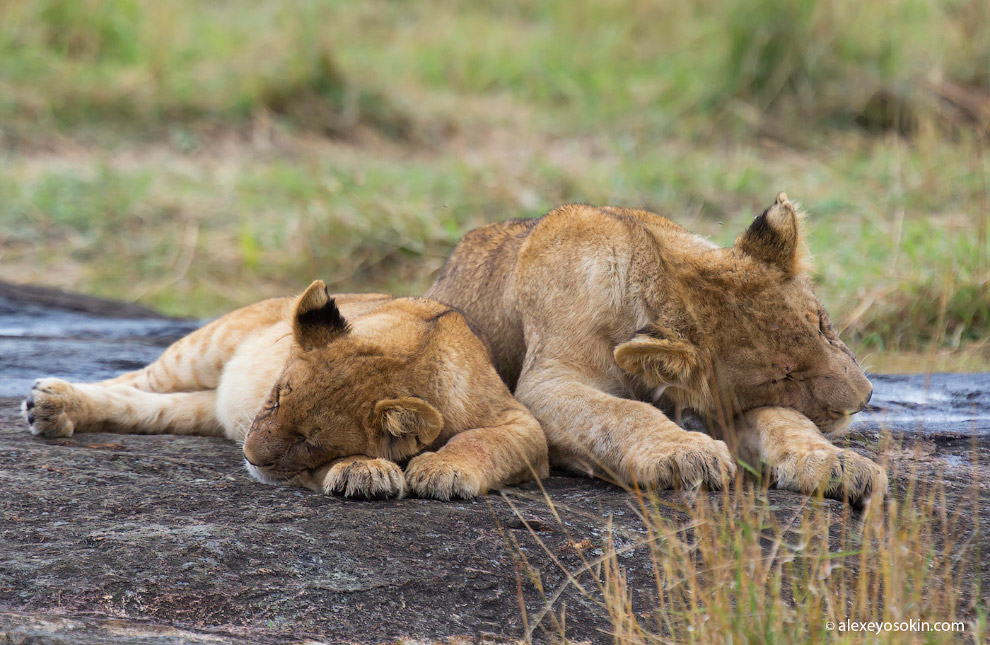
[242,440,271,468]
[855,383,874,413]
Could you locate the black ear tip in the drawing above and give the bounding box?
[296,293,350,336]
[324,298,349,333]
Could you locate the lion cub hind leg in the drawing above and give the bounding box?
[404,408,550,501]
[738,407,887,507]
[313,456,406,500]
[24,378,223,438]
[99,297,288,393]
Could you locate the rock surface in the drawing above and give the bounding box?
[0,283,987,643]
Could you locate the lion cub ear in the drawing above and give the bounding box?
[374,397,443,445]
[293,280,350,351]
[735,192,808,276]
[614,325,698,390]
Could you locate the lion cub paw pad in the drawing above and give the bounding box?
[405,453,484,500]
[23,378,78,438]
[322,458,405,499]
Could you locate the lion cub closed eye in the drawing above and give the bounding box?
[23,281,549,500]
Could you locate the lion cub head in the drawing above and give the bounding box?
[242,282,442,484]
[615,193,872,433]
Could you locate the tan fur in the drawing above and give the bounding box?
[23,283,549,500]
[426,193,884,504]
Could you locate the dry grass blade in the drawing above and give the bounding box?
[502,449,985,644]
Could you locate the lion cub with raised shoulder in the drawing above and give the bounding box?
[427,193,886,506]
[23,281,549,500]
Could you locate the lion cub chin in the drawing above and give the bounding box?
[23,281,549,501]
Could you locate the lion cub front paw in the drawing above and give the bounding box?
[321,458,405,499]
[632,433,737,491]
[774,448,887,507]
[405,452,484,500]
[23,378,79,438]
[826,449,887,507]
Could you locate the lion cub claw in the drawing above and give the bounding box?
[321,458,406,500]
[23,378,78,438]
[405,452,484,500]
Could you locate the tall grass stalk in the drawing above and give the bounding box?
[510,452,985,644]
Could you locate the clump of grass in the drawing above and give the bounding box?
[0,154,509,315]
[5,0,985,142]
[358,0,988,137]
[35,0,140,63]
[712,0,989,132]
[512,457,985,643]
[257,49,412,139]
[0,0,410,138]
[845,278,990,353]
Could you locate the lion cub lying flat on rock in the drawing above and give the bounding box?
[23,281,549,500]
[427,193,887,506]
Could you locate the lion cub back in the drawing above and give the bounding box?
[426,218,539,388]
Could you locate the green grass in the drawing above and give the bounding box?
[0,0,409,138]
[0,0,987,370]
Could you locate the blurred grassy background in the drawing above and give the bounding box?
[0,0,987,371]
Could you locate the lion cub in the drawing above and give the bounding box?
[23,281,549,500]
[427,193,887,506]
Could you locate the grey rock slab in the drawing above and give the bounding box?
[855,373,990,437]
[0,286,201,397]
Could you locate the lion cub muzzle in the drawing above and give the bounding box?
[242,421,307,482]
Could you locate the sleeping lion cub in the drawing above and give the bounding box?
[22,281,549,500]
[428,193,887,506]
